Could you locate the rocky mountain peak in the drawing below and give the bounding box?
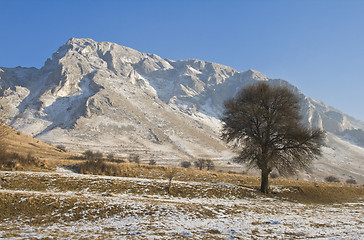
[1,38,364,183]
[242,69,269,81]
[66,37,96,46]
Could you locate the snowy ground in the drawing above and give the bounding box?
[0,170,363,239]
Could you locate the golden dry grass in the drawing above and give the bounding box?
[1,123,363,204]
[1,124,74,160]
[77,159,364,204]
[0,123,80,170]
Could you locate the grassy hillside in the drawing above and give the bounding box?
[1,123,72,158]
[0,123,78,170]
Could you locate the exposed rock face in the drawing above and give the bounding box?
[1,38,364,182]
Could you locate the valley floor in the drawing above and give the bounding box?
[0,169,363,239]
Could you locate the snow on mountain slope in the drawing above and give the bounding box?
[1,38,363,182]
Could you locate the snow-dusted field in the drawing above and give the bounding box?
[0,170,363,239]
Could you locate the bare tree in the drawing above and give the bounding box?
[221,82,324,193]
[194,159,206,170]
[206,159,215,171]
[166,167,176,195]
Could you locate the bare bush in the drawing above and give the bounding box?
[193,159,214,171]
[79,159,120,176]
[82,150,103,160]
[180,161,191,168]
[0,150,43,170]
[107,153,115,161]
[129,154,140,164]
[94,151,103,160]
[83,150,94,160]
[149,159,156,165]
[346,178,357,184]
[56,145,67,152]
[325,176,341,183]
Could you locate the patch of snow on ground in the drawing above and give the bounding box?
[0,170,363,239]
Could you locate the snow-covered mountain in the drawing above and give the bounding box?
[1,38,364,182]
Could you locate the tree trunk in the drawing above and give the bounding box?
[260,170,270,194]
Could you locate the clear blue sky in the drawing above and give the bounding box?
[1,0,364,121]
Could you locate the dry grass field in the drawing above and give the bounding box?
[0,124,77,169]
[0,124,363,239]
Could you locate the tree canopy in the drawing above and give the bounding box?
[221,82,325,193]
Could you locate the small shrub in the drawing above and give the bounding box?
[82,150,103,160]
[56,145,67,152]
[94,151,103,160]
[113,159,126,163]
[83,150,94,160]
[107,153,115,161]
[129,154,140,164]
[149,159,157,165]
[181,161,191,168]
[79,159,119,176]
[325,176,340,183]
[346,178,357,184]
[0,150,42,170]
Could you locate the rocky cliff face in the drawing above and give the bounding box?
[1,38,364,182]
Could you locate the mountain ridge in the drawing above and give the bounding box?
[1,37,363,183]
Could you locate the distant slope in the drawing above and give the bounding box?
[1,38,364,182]
[0,123,71,161]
